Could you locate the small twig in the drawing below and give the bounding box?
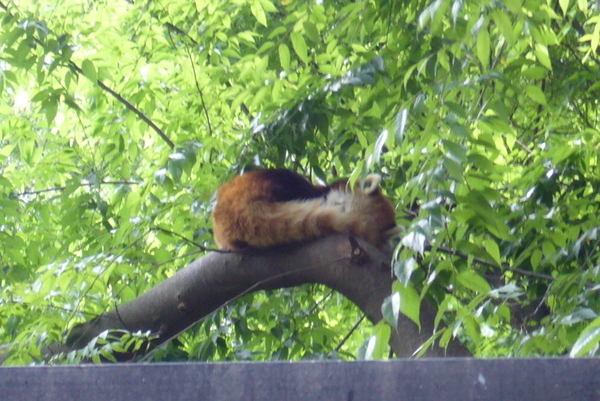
[429,245,557,282]
[145,248,206,270]
[514,138,533,154]
[2,0,175,149]
[1,300,99,317]
[184,46,213,137]
[68,61,175,149]
[224,81,251,118]
[152,227,228,254]
[164,22,198,45]
[67,230,153,326]
[113,303,130,333]
[508,266,556,282]
[161,20,214,138]
[308,290,334,315]
[335,314,366,352]
[15,181,140,197]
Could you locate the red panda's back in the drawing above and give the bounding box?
[212,169,399,251]
[212,169,328,249]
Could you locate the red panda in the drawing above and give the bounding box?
[212,169,400,251]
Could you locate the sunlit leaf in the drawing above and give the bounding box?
[534,44,553,70]
[571,317,600,357]
[278,44,291,71]
[290,32,309,64]
[560,309,597,325]
[483,239,501,266]
[367,129,388,168]
[457,270,491,294]
[401,231,426,253]
[382,292,401,328]
[394,108,408,143]
[81,59,97,82]
[393,281,421,328]
[451,0,463,25]
[592,20,600,53]
[489,284,524,299]
[394,257,416,286]
[250,1,268,27]
[492,10,515,44]
[525,85,547,105]
[476,28,490,68]
[363,322,391,360]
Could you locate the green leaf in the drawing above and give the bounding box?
[457,270,492,294]
[525,85,547,105]
[290,32,309,64]
[592,19,600,53]
[250,1,267,27]
[278,44,291,71]
[394,257,416,286]
[394,108,408,143]
[476,28,490,68]
[443,157,463,180]
[442,140,467,164]
[0,174,14,190]
[571,317,600,357]
[492,10,515,44]
[484,239,501,266]
[382,292,401,328]
[363,322,391,360]
[303,21,319,43]
[560,308,597,325]
[542,241,556,260]
[81,59,97,82]
[393,281,421,328]
[367,129,388,168]
[534,44,552,70]
[530,249,542,269]
[42,96,58,125]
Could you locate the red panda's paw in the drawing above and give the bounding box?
[385,225,403,237]
[383,225,403,242]
[324,190,349,211]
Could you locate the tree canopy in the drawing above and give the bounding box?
[1,0,599,364]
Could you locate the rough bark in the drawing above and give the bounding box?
[44,234,469,360]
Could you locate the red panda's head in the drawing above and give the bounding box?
[329,174,401,250]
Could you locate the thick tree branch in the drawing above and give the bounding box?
[45,235,469,361]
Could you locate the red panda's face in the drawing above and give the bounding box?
[329,175,400,249]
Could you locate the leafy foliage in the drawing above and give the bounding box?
[1,0,599,364]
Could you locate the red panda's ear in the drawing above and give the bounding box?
[362,174,382,194]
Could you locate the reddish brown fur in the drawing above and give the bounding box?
[212,169,400,250]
